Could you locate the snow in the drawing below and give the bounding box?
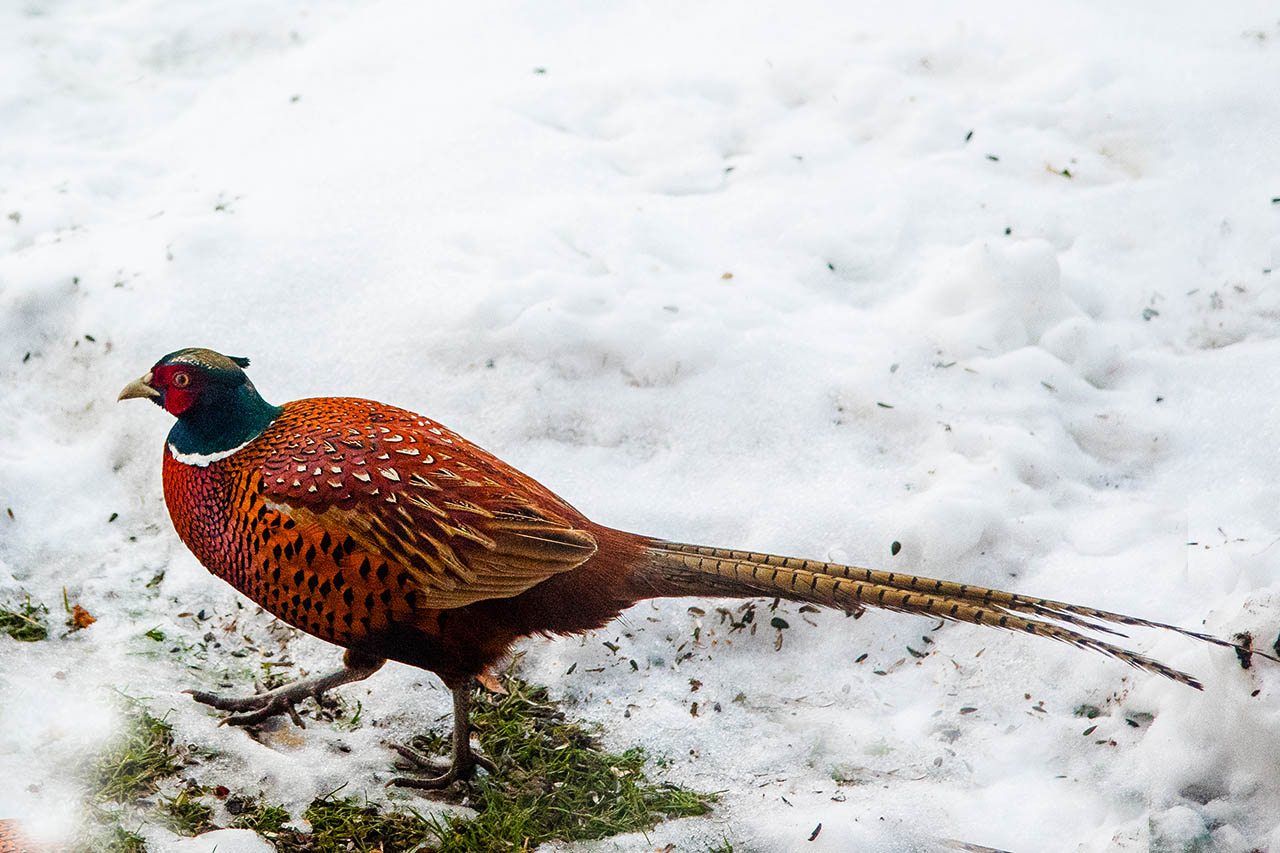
[165,830,275,853]
[2,0,1280,850]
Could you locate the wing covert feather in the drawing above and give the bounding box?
[254,399,598,609]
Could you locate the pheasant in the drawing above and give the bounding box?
[0,820,41,853]
[120,347,1268,787]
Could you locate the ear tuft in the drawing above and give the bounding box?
[229,356,251,368]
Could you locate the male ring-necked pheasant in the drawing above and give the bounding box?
[120,348,1269,787]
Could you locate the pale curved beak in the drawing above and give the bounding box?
[118,372,160,402]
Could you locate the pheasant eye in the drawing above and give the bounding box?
[173,372,191,388]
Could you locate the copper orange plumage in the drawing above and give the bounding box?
[120,347,1271,787]
[0,820,44,853]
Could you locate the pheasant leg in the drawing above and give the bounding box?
[187,649,384,727]
[389,684,496,789]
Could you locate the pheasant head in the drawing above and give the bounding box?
[119,347,282,458]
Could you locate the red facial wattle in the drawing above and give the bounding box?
[150,363,200,416]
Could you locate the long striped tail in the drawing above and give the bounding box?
[641,540,1277,690]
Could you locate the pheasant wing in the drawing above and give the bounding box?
[257,399,598,609]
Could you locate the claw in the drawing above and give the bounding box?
[390,742,441,769]
[219,695,305,728]
[389,769,462,790]
[386,742,495,789]
[387,746,481,790]
[186,687,274,714]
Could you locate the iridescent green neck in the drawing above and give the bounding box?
[167,382,283,457]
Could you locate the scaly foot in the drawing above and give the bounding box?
[387,739,496,789]
[388,683,495,790]
[187,650,384,727]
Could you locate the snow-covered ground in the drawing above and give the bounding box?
[3,1,1280,850]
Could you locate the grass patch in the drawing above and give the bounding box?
[89,708,182,802]
[423,678,714,851]
[226,795,433,852]
[71,812,147,853]
[289,798,432,852]
[0,596,48,641]
[66,677,710,852]
[95,822,146,853]
[74,705,196,851]
[159,789,214,834]
[230,799,291,833]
